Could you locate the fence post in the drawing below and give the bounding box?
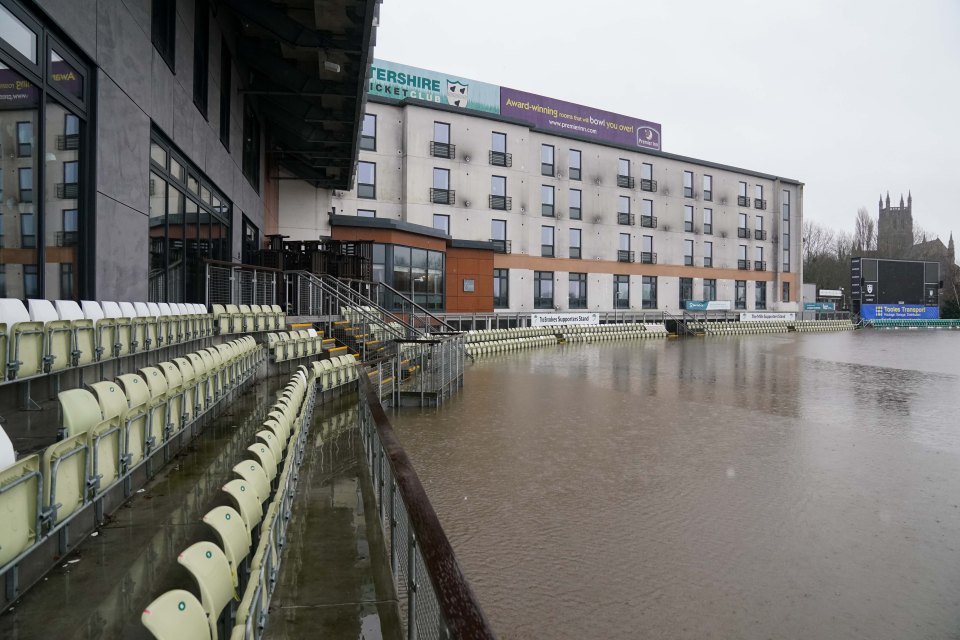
[408,532,418,640]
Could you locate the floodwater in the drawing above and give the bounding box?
[392,331,960,640]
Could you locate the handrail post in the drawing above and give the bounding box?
[408,531,418,640]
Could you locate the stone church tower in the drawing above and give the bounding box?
[877,191,913,255]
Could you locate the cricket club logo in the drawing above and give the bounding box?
[446,80,469,108]
[866,283,874,294]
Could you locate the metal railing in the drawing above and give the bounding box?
[754,260,767,271]
[640,178,657,192]
[617,250,635,263]
[490,239,511,254]
[489,194,512,210]
[616,175,635,189]
[357,372,493,639]
[640,251,657,264]
[56,230,78,246]
[205,260,281,307]
[640,215,658,228]
[738,195,750,207]
[754,229,767,240]
[738,259,752,270]
[737,227,751,239]
[489,150,512,167]
[430,188,455,205]
[429,141,456,159]
[754,198,767,209]
[56,182,79,199]
[617,213,635,226]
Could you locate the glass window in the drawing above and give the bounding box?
[21,211,35,248]
[614,274,630,309]
[704,278,717,301]
[569,149,581,180]
[16,121,33,157]
[703,175,713,201]
[241,216,259,264]
[541,144,554,176]
[493,268,509,308]
[569,189,582,220]
[432,167,449,190]
[358,161,376,198]
[0,4,37,63]
[618,158,630,177]
[432,214,449,233]
[735,280,747,309]
[641,163,653,180]
[541,225,554,257]
[393,245,411,294]
[569,228,582,259]
[534,271,554,309]
[433,121,450,143]
[704,241,713,267]
[703,208,713,234]
[569,272,587,309]
[619,233,630,251]
[360,113,377,151]
[755,246,764,263]
[193,0,209,116]
[755,184,764,200]
[755,281,767,310]
[357,209,376,218]
[372,243,386,283]
[242,101,260,190]
[684,205,694,232]
[642,276,657,309]
[152,0,176,71]
[739,181,748,197]
[618,195,630,214]
[18,167,33,202]
[683,170,693,197]
[491,132,506,153]
[679,277,693,309]
[642,199,653,216]
[782,281,790,303]
[491,175,506,197]
[23,264,39,298]
[684,239,694,265]
[739,244,747,261]
[739,212,748,229]
[642,235,653,253]
[756,215,764,232]
[541,185,555,217]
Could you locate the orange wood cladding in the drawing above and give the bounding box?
[331,227,447,252]
[446,247,494,312]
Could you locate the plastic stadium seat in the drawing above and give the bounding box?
[157,304,178,345]
[0,298,44,379]
[41,432,88,525]
[70,383,125,493]
[27,299,72,373]
[141,589,211,640]
[232,460,270,504]
[119,302,148,353]
[0,452,41,568]
[177,541,236,640]
[255,430,283,466]
[102,302,133,356]
[222,479,263,531]
[201,506,250,587]
[225,305,244,334]
[246,442,277,484]
[116,373,153,465]
[139,366,171,443]
[55,300,96,366]
[211,305,231,335]
[157,362,186,434]
[134,303,160,351]
[81,300,116,360]
[173,358,196,426]
[186,353,210,414]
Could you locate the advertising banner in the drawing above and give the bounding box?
[740,312,796,322]
[685,300,732,311]
[500,86,661,150]
[0,67,39,109]
[804,302,836,311]
[531,312,600,327]
[368,59,501,113]
[860,304,939,320]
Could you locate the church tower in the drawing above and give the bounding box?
[877,190,914,255]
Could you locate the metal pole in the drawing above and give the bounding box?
[408,532,418,640]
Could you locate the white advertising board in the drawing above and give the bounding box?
[740,312,797,322]
[531,313,600,327]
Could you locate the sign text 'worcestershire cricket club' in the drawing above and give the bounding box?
[368,59,662,151]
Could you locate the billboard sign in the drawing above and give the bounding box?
[368,60,501,113]
[860,304,939,320]
[685,300,732,311]
[804,302,836,311]
[531,312,599,327]
[500,86,661,150]
[740,312,796,322]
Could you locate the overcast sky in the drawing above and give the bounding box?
[374,0,960,246]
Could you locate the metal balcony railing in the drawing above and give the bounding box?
[489,194,512,210]
[754,198,767,210]
[640,215,658,229]
[430,141,456,159]
[617,213,635,226]
[754,260,767,271]
[640,178,657,192]
[430,188,455,205]
[57,134,80,151]
[56,230,78,246]
[490,239,511,254]
[737,195,750,207]
[56,182,79,199]
[489,150,512,167]
[618,250,635,263]
[617,175,635,189]
[640,251,657,264]
[737,227,751,239]
[754,229,767,241]
[738,259,752,270]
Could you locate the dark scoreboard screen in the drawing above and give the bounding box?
[877,259,924,304]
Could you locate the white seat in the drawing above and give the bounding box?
[134,302,152,317]
[27,299,60,323]
[80,300,105,322]
[118,302,138,319]
[55,300,84,321]
[0,298,45,378]
[147,302,162,316]
[157,303,173,316]
[101,301,123,319]
[0,424,14,469]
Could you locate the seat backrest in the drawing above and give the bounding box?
[118,302,138,318]
[232,460,270,503]
[58,388,105,438]
[0,424,14,469]
[201,506,250,584]
[139,366,169,399]
[133,302,152,317]
[27,299,61,323]
[54,300,85,321]
[187,352,207,376]
[116,373,150,409]
[271,305,282,314]
[157,303,173,316]
[41,433,88,524]
[222,479,263,529]
[141,589,210,640]
[247,443,277,482]
[0,298,31,325]
[177,540,235,635]
[198,350,215,373]
[87,381,128,424]
[212,304,226,316]
[158,361,183,389]
[101,301,123,319]
[146,302,162,317]
[174,357,196,384]
[0,453,40,568]
[80,300,105,321]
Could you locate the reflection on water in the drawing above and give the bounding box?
[393,332,960,640]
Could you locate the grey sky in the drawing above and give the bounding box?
[374,0,960,246]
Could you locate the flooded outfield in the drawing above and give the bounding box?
[393,331,960,640]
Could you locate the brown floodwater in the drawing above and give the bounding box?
[392,331,960,640]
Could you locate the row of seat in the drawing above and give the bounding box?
[696,321,790,335]
[141,365,318,640]
[466,336,557,356]
[794,320,856,332]
[0,338,264,571]
[564,327,665,342]
[865,319,960,330]
[465,323,669,344]
[265,330,339,363]
[0,298,219,381]
[316,355,360,392]
[211,305,286,335]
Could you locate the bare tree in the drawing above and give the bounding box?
[802,220,835,262]
[913,224,929,246]
[853,207,876,252]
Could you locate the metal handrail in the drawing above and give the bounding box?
[340,277,459,335]
[308,272,421,339]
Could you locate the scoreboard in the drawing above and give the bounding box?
[850,257,940,320]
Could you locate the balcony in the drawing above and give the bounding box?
[640,215,658,229]
[57,134,80,151]
[754,198,767,210]
[618,250,635,263]
[738,259,751,270]
[489,195,512,211]
[640,178,658,192]
[617,213,635,226]
[490,239,512,254]
[754,229,767,241]
[489,150,512,167]
[640,251,657,264]
[56,182,79,199]
[754,260,767,271]
[56,230,78,246]
[616,175,635,189]
[430,188,455,205]
[737,227,751,239]
[429,141,456,159]
[737,195,750,207]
